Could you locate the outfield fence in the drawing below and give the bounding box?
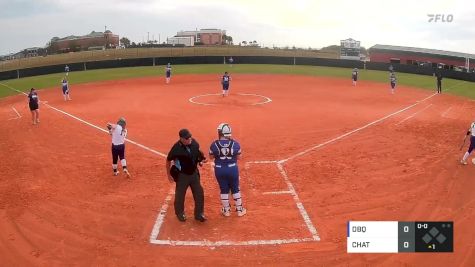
[1,46,474,82]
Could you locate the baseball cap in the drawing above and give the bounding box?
[217,123,232,137]
[179,128,192,139]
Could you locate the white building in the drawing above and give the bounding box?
[167,36,195,47]
[176,29,226,45]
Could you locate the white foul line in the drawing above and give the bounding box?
[149,189,174,243]
[441,106,453,118]
[0,82,167,158]
[396,104,433,125]
[262,190,292,195]
[1,82,317,247]
[0,82,438,247]
[11,106,21,118]
[278,92,438,164]
[276,163,320,241]
[8,106,22,120]
[246,160,278,164]
[150,237,315,246]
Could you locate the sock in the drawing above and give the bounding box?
[112,164,118,172]
[232,192,243,209]
[462,152,470,162]
[121,159,127,168]
[220,194,230,210]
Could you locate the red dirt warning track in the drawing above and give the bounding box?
[0,74,474,266]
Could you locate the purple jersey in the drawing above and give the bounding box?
[209,139,241,165]
[222,74,230,84]
[166,66,171,77]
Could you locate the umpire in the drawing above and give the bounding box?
[436,69,443,93]
[166,129,207,222]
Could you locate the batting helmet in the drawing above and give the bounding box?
[117,117,126,128]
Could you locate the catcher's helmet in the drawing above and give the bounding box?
[217,123,232,137]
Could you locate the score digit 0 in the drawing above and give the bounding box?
[417,223,428,229]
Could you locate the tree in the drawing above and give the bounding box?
[46,38,60,54]
[226,35,233,45]
[242,41,247,46]
[120,37,131,48]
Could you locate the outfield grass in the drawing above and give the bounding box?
[0,64,473,99]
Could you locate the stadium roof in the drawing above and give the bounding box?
[370,44,475,60]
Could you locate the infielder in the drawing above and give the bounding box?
[61,77,71,101]
[460,121,475,165]
[107,117,131,177]
[221,72,231,97]
[209,123,246,217]
[28,88,40,125]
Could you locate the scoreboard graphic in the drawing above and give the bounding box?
[347,221,453,253]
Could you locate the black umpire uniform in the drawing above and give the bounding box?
[166,129,207,222]
[436,71,443,93]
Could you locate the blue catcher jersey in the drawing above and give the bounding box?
[209,139,241,165]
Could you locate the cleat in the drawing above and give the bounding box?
[176,214,187,222]
[123,169,131,178]
[195,214,207,222]
[221,207,231,217]
[114,171,119,176]
[461,160,468,165]
[236,207,247,217]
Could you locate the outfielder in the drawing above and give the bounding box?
[165,63,172,84]
[390,71,397,94]
[107,117,131,177]
[209,123,246,217]
[61,77,71,101]
[460,121,475,165]
[352,68,358,86]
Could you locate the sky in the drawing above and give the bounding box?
[1,0,474,55]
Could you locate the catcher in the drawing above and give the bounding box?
[107,117,131,177]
